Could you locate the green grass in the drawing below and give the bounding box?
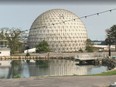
[13,74,21,78]
[92,70,116,76]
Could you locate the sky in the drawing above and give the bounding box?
[0,1,116,40]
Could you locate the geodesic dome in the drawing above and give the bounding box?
[28,9,88,52]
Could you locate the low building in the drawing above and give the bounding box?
[93,45,115,51]
[0,48,10,56]
[0,40,11,67]
[0,40,10,56]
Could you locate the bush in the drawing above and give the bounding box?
[86,46,93,52]
[36,40,50,53]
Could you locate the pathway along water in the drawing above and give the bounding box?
[0,59,109,79]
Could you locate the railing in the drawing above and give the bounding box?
[0,56,74,61]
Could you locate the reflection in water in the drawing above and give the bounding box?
[0,59,108,79]
[88,66,108,74]
[27,59,107,76]
[11,60,22,78]
[0,67,9,78]
[21,61,30,78]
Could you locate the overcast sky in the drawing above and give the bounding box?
[0,1,116,40]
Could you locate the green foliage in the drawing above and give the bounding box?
[85,46,93,52]
[0,28,26,54]
[13,74,21,78]
[105,25,116,51]
[110,25,116,37]
[86,39,93,46]
[85,39,94,52]
[36,40,50,53]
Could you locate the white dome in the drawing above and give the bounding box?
[28,9,88,52]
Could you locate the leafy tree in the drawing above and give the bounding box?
[85,39,93,52]
[0,28,26,54]
[105,36,114,45]
[105,25,116,51]
[36,40,50,53]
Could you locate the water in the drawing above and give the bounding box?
[0,67,9,78]
[0,59,108,79]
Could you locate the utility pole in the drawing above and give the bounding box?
[108,42,111,57]
[108,34,111,58]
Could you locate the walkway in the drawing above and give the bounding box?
[0,76,116,87]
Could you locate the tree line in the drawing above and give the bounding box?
[0,28,27,54]
[105,25,116,51]
[0,25,116,55]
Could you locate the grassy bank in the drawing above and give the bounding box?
[93,69,116,76]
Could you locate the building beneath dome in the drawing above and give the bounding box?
[28,9,88,52]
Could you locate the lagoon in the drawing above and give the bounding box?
[0,59,108,79]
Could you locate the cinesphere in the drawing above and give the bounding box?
[28,9,88,52]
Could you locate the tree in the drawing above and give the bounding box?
[105,25,116,51]
[0,28,26,54]
[36,40,50,53]
[78,48,83,52]
[105,36,114,45]
[85,39,93,52]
